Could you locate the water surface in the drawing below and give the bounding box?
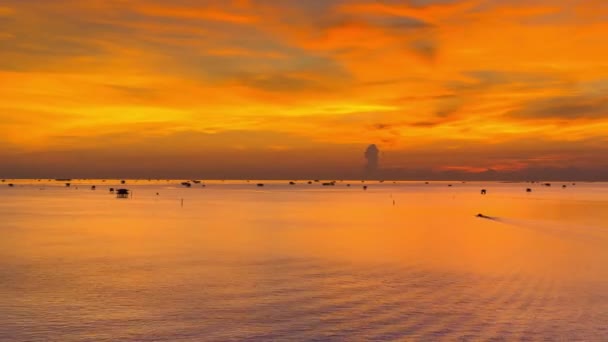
[1,180,608,341]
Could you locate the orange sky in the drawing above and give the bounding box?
[1,0,608,179]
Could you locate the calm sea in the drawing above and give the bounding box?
[1,180,608,341]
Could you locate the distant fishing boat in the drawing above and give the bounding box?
[181,182,192,188]
[116,189,130,198]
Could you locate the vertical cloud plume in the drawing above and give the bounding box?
[364,144,379,176]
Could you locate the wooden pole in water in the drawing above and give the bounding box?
[181,198,184,207]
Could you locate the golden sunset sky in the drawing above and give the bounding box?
[1,0,607,179]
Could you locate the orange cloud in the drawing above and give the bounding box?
[1,0,608,178]
[135,4,258,24]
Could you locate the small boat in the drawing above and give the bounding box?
[476,213,495,220]
[116,189,130,198]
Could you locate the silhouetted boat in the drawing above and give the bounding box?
[91,185,96,190]
[65,183,71,187]
[109,188,115,193]
[476,213,495,220]
[289,181,296,185]
[526,188,532,192]
[181,182,192,188]
[116,189,130,198]
[257,183,264,187]
[322,181,336,186]
[8,183,14,187]
[121,180,126,184]
[481,189,487,195]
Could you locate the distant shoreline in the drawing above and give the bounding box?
[1,178,602,183]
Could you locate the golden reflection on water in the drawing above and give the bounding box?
[1,180,608,340]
